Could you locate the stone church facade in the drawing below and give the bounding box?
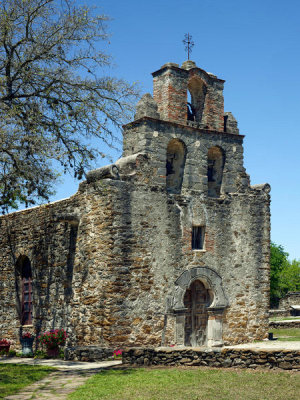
[0,60,271,349]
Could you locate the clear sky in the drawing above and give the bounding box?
[51,0,300,261]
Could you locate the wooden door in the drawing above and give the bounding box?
[183,280,210,346]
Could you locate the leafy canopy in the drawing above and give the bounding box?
[0,0,138,212]
[270,242,300,307]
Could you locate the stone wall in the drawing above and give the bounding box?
[0,193,82,344]
[123,347,300,371]
[122,116,270,346]
[269,309,289,318]
[270,321,300,329]
[64,346,114,362]
[0,59,271,351]
[279,292,300,311]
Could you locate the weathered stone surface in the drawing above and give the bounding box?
[0,59,270,351]
[135,93,160,120]
[279,292,300,315]
[123,347,300,371]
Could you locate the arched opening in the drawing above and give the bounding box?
[16,256,33,325]
[183,280,212,346]
[166,139,186,194]
[187,77,207,122]
[207,146,225,197]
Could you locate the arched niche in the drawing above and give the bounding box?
[16,255,33,326]
[172,266,228,310]
[166,139,186,194]
[171,267,228,347]
[207,146,225,197]
[187,77,207,122]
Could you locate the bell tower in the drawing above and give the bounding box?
[152,60,228,132]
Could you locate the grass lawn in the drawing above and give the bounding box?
[270,328,300,341]
[0,363,55,399]
[67,367,300,400]
[270,316,300,321]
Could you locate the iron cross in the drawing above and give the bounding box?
[183,33,194,60]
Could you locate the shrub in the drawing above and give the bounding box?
[38,329,67,349]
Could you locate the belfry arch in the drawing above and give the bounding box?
[207,146,225,197]
[166,139,186,194]
[187,76,207,123]
[172,267,228,347]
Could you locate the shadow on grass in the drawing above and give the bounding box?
[0,363,55,399]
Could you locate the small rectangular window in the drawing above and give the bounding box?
[192,226,205,250]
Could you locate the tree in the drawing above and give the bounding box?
[278,259,300,296]
[0,0,138,212]
[270,242,290,307]
[270,242,300,308]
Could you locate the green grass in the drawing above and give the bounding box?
[0,363,55,398]
[270,316,300,321]
[67,367,300,400]
[270,328,300,341]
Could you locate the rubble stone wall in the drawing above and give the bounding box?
[279,292,300,310]
[123,347,300,371]
[0,60,271,350]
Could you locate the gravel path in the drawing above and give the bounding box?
[1,359,121,400]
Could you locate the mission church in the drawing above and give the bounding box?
[0,59,271,350]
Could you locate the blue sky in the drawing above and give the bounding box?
[52,0,300,260]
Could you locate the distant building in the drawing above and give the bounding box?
[279,292,300,316]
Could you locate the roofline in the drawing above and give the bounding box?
[152,64,225,83]
[123,116,244,139]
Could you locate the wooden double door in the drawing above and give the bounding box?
[183,280,211,346]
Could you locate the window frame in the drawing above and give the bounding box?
[192,226,205,251]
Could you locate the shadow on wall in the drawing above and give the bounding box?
[166,139,186,194]
[11,220,79,347]
[207,146,225,198]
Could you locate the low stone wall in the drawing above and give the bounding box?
[269,309,289,318]
[64,346,114,362]
[269,320,300,329]
[123,347,300,371]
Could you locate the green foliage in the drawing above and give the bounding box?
[34,349,47,359]
[270,242,300,307]
[0,0,138,212]
[38,328,66,349]
[279,260,300,294]
[7,349,16,357]
[270,242,290,307]
[0,363,55,398]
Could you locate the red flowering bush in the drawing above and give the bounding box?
[0,339,11,345]
[22,332,34,339]
[38,329,67,349]
[113,349,123,359]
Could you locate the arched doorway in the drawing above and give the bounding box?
[183,280,212,346]
[172,267,228,347]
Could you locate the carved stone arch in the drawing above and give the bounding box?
[172,267,228,347]
[187,76,207,122]
[173,266,228,310]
